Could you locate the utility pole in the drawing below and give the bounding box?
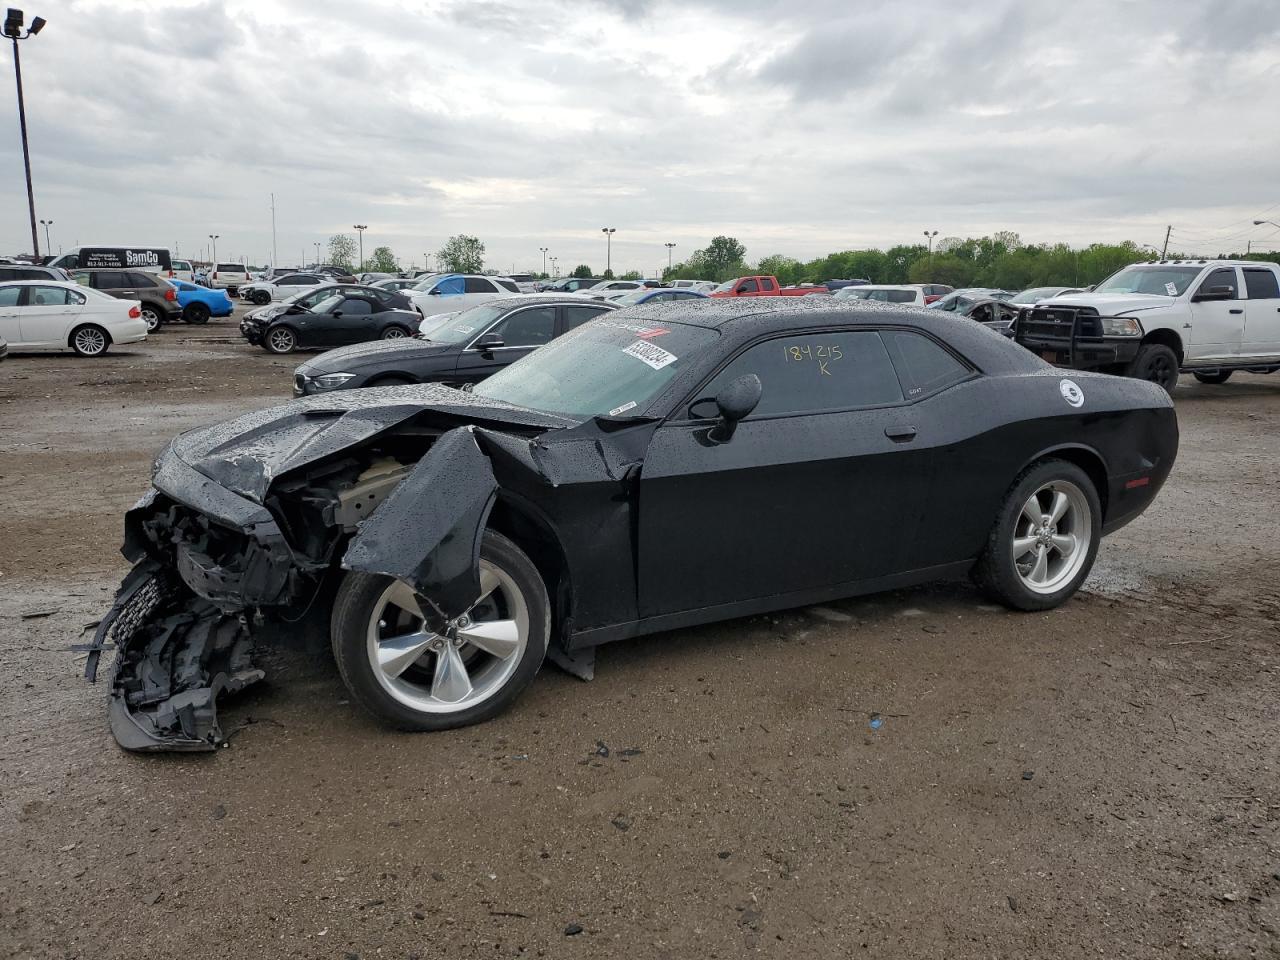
[6,10,47,259]
[208,234,219,266]
[601,227,616,276]
[270,193,278,268]
[1160,225,1171,259]
[314,242,321,266]
[539,246,548,275]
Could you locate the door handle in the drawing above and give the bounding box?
[1229,308,1243,315]
[885,425,917,442]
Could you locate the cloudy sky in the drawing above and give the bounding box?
[2,0,1279,273]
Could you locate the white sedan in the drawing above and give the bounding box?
[239,272,330,305]
[0,280,148,356]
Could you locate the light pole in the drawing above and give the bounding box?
[208,234,219,267]
[314,242,321,267]
[664,242,676,272]
[6,9,47,259]
[354,224,367,270]
[39,218,52,252]
[601,227,616,276]
[539,246,548,276]
[269,193,277,269]
[923,230,938,278]
[550,256,558,278]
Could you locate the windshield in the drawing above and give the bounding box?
[832,287,873,300]
[1012,287,1060,304]
[1095,265,1201,296]
[712,279,740,294]
[475,318,718,418]
[416,312,459,339]
[310,294,343,314]
[282,287,333,307]
[410,273,445,291]
[425,303,510,344]
[613,290,653,306]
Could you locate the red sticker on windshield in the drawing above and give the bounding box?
[636,327,669,339]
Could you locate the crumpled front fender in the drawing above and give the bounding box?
[341,426,497,620]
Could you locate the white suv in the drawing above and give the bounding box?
[208,262,253,294]
[405,274,520,317]
[1015,259,1280,391]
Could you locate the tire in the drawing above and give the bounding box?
[330,530,550,732]
[1125,343,1180,393]
[70,324,111,357]
[252,290,271,306]
[380,325,410,340]
[139,305,163,333]
[264,326,297,354]
[972,459,1102,612]
[183,302,211,325]
[1193,370,1232,385]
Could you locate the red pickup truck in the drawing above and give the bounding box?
[709,276,831,298]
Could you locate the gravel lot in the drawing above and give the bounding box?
[1,308,1278,959]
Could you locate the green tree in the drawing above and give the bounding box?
[757,254,803,286]
[704,235,747,281]
[328,234,357,271]
[570,263,593,278]
[619,270,643,281]
[364,246,397,273]
[437,235,485,274]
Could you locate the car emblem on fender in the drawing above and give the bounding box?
[1060,379,1084,407]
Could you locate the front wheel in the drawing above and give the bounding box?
[1193,370,1232,385]
[252,290,271,305]
[380,325,410,340]
[973,460,1102,612]
[330,531,550,731]
[1126,343,1180,393]
[264,326,297,354]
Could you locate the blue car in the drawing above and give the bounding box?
[607,287,709,306]
[171,279,235,323]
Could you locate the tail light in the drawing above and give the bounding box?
[165,287,177,301]
[129,305,141,318]
[213,272,218,280]
[168,269,175,277]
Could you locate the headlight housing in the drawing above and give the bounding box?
[309,372,357,390]
[1100,317,1143,337]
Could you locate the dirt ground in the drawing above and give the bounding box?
[1,310,1278,959]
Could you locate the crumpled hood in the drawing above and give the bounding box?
[166,384,574,503]
[295,338,454,375]
[1038,293,1175,315]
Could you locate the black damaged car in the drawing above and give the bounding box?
[86,299,1178,751]
[292,296,618,395]
[241,287,420,353]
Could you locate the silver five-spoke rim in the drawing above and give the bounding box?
[268,329,294,352]
[75,327,106,355]
[366,560,529,714]
[1011,480,1091,595]
[383,327,407,339]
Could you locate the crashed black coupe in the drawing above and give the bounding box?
[86,299,1178,751]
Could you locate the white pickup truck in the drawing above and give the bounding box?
[1014,259,1280,391]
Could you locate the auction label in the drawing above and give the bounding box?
[623,340,677,370]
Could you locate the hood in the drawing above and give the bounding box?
[1037,292,1175,315]
[295,338,455,374]
[166,384,575,503]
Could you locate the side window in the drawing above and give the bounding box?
[128,272,156,287]
[487,306,556,347]
[0,268,15,282]
[72,270,92,287]
[0,285,20,306]
[886,290,916,303]
[95,272,129,290]
[464,277,496,294]
[338,297,373,315]
[1243,268,1280,300]
[496,279,520,292]
[28,285,74,306]
[738,278,759,293]
[563,305,606,331]
[881,330,971,399]
[1198,268,1239,299]
[694,331,904,418]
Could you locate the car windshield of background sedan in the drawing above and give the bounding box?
[1095,265,1202,296]
[422,303,513,344]
[309,294,344,314]
[474,318,717,419]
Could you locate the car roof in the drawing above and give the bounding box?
[0,279,81,286]
[480,294,621,309]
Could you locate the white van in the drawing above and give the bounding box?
[47,246,172,275]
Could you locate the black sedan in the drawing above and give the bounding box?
[86,299,1177,751]
[240,290,421,353]
[242,283,413,328]
[292,295,618,396]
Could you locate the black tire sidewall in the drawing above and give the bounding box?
[70,324,110,357]
[330,530,550,731]
[974,459,1102,612]
[184,303,210,324]
[254,290,271,305]
[1128,343,1179,393]
[1193,370,1232,384]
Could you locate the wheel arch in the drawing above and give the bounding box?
[67,322,113,349]
[1140,327,1183,364]
[1016,442,1110,520]
[485,492,574,648]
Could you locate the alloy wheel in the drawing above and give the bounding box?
[381,327,408,340]
[73,327,107,356]
[365,562,529,714]
[140,308,160,332]
[1010,480,1092,595]
[267,329,296,353]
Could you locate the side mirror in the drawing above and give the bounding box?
[428,288,442,295]
[475,332,505,352]
[708,374,762,443]
[735,285,749,294]
[1192,285,1232,302]
[331,310,343,318]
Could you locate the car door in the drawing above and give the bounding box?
[324,295,379,346]
[1242,265,1280,357]
[19,284,86,347]
[636,328,932,617]
[452,304,557,383]
[1186,266,1244,360]
[0,284,22,344]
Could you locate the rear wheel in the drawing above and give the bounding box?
[973,459,1101,611]
[139,305,163,332]
[380,325,410,340]
[330,531,549,731]
[264,326,297,354]
[1193,370,1232,385]
[183,302,210,324]
[1126,343,1180,393]
[252,290,271,305]
[70,324,111,357]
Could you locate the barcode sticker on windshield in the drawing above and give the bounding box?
[609,400,637,416]
[623,340,677,370]
[1164,282,1177,296]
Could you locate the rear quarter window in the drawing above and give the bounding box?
[1244,268,1280,300]
[881,330,972,399]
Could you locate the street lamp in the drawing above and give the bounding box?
[39,217,51,252]
[550,256,558,278]
[923,229,939,278]
[1255,219,1280,230]
[314,242,321,266]
[601,227,616,276]
[6,8,47,259]
[353,224,367,270]
[664,242,676,272]
[208,234,219,266]
[539,246,548,276]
